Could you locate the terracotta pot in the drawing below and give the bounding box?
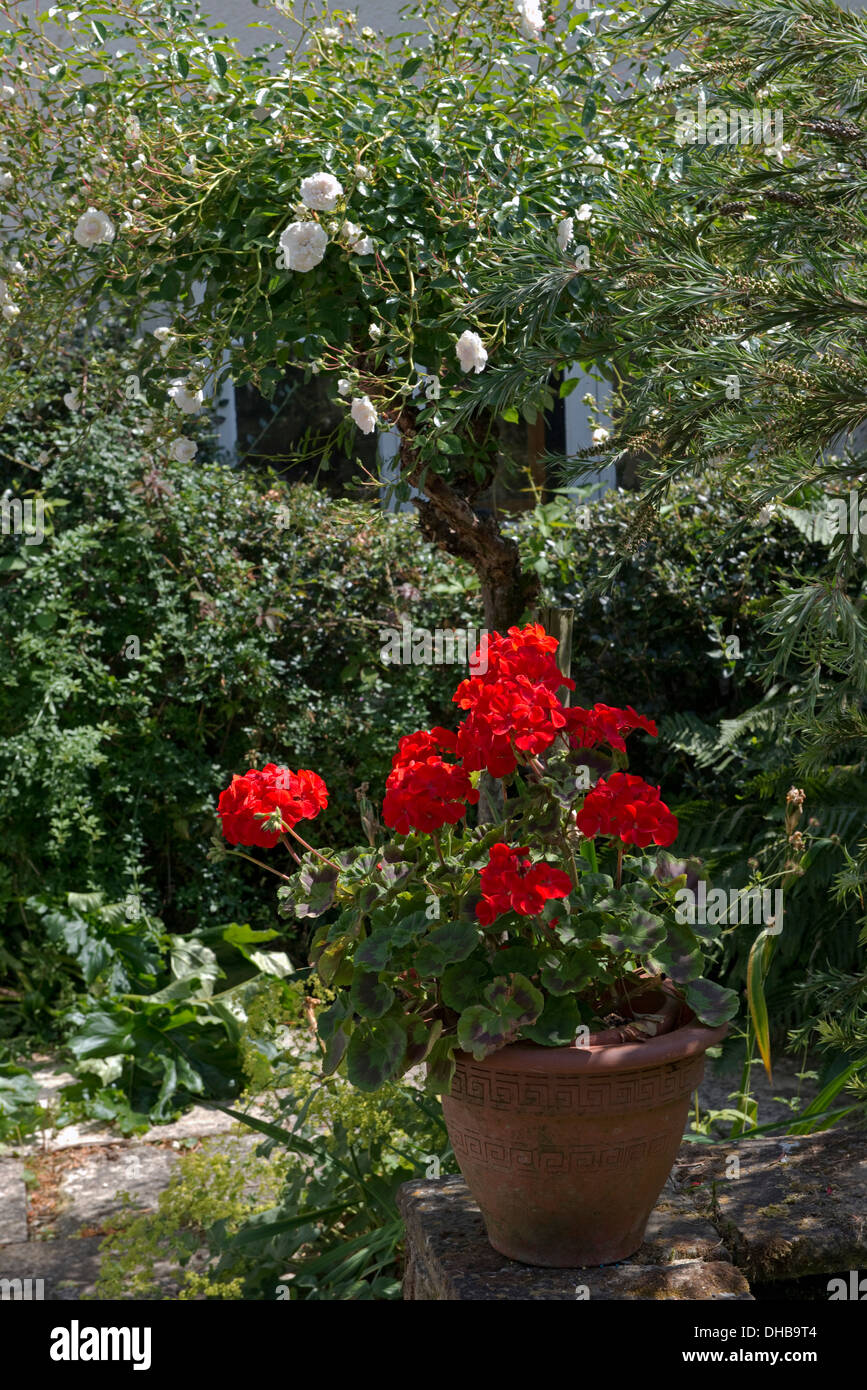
[441,990,727,1267]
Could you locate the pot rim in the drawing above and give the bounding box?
[452,1018,729,1074]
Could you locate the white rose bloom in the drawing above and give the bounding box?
[10,261,24,275]
[351,396,377,434]
[64,389,81,411]
[369,323,382,342]
[361,26,375,38]
[74,207,116,248]
[337,378,352,396]
[168,379,205,414]
[0,86,14,101]
[351,235,374,255]
[576,203,593,221]
[340,220,362,242]
[169,437,198,462]
[355,162,372,179]
[0,171,13,191]
[83,102,97,118]
[592,427,610,445]
[299,171,344,212]
[321,27,340,41]
[556,216,573,252]
[516,0,544,40]
[278,220,328,272]
[2,301,19,321]
[456,329,488,374]
[153,325,177,356]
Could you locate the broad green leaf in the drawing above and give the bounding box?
[346,1017,406,1092]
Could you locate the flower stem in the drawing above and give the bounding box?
[282,825,340,870]
[225,848,294,883]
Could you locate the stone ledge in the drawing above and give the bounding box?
[397,1174,751,1301]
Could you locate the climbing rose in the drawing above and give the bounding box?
[169,437,197,462]
[455,329,488,374]
[279,220,328,272]
[299,171,344,211]
[515,0,544,40]
[350,395,377,434]
[168,379,204,414]
[383,727,478,835]
[575,772,678,848]
[477,844,571,926]
[73,207,115,248]
[217,764,328,849]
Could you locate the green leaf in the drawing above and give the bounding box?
[540,947,596,995]
[457,973,543,1060]
[346,1017,406,1092]
[441,957,492,1011]
[648,922,704,983]
[521,994,581,1046]
[350,970,395,1019]
[746,928,776,1081]
[685,977,739,1029]
[414,921,480,976]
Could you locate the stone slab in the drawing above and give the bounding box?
[0,1159,29,1244]
[398,1175,752,1301]
[52,1145,180,1237]
[676,1126,867,1283]
[0,1238,104,1301]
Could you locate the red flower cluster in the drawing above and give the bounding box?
[566,703,658,752]
[218,764,328,849]
[455,676,571,777]
[470,623,575,694]
[476,843,573,926]
[575,772,678,848]
[383,727,479,835]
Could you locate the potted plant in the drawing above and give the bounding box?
[216,623,737,1267]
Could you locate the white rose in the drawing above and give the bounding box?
[168,379,204,414]
[340,220,362,242]
[0,171,13,191]
[556,216,573,252]
[361,26,375,38]
[576,203,593,221]
[278,220,328,272]
[591,427,610,445]
[2,301,19,321]
[337,378,352,396]
[153,325,177,356]
[369,323,382,342]
[351,236,374,255]
[83,102,97,118]
[321,27,340,41]
[64,389,81,411]
[355,162,372,179]
[456,329,488,374]
[299,171,344,212]
[351,396,377,434]
[516,0,544,40]
[74,207,116,248]
[0,86,14,101]
[169,437,198,462]
[9,260,24,275]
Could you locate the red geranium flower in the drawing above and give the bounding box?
[454,674,570,776]
[217,764,328,849]
[469,622,574,694]
[566,703,658,752]
[476,842,573,926]
[575,771,678,848]
[383,728,479,835]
